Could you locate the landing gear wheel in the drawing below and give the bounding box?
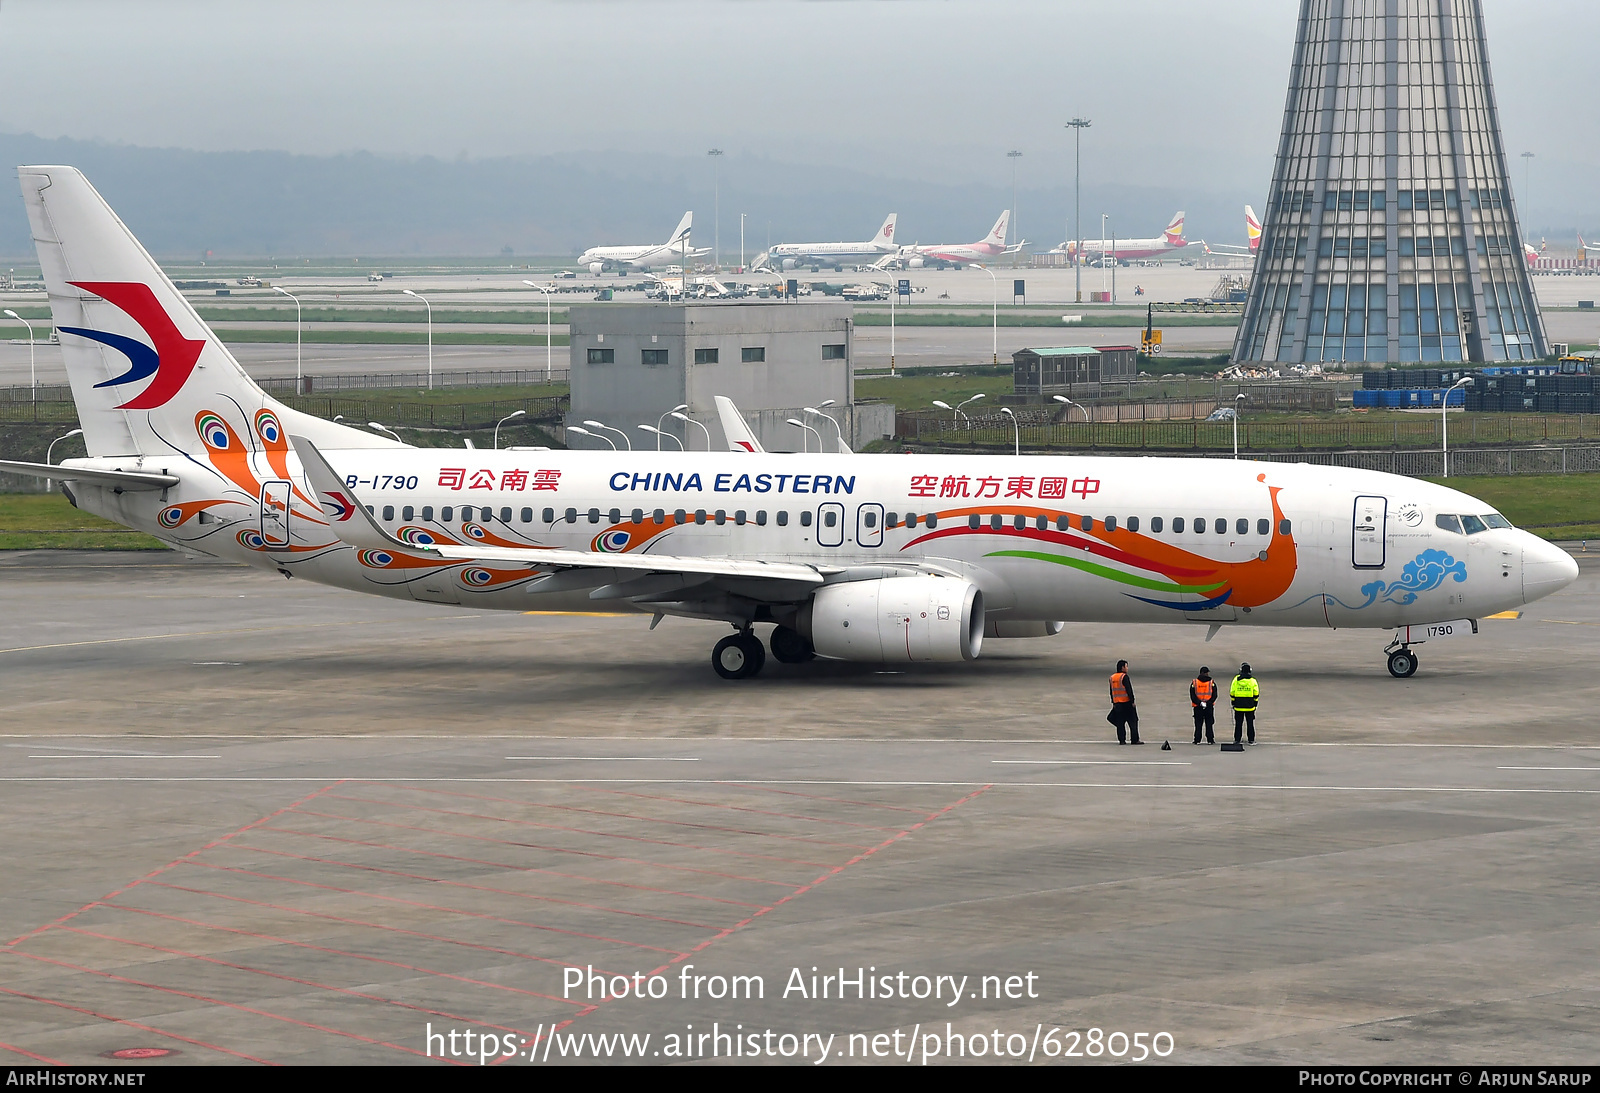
[770,625,815,664]
[1387,649,1419,678]
[713,632,766,680]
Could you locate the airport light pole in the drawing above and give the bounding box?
[739,213,746,274]
[46,427,83,491]
[670,411,711,451]
[1053,394,1089,421]
[974,264,998,365]
[1007,150,1023,261]
[271,287,302,390]
[1065,118,1091,303]
[368,421,404,444]
[583,419,631,450]
[1231,393,1247,459]
[638,423,683,450]
[1521,152,1535,228]
[786,417,822,454]
[1443,376,1473,477]
[707,148,723,271]
[522,280,555,380]
[402,289,433,390]
[1000,406,1019,456]
[3,309,35,399]
[804,403,842,453]
[658,403,688,450]
[954,392,986,423]
[494,409,525,449]
[566,426,613,450]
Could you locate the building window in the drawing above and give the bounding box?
[641,349,668,365]
[694,348,718,364]
[823,344,847,360]
[587,347,614,364]
[741,347,765,363]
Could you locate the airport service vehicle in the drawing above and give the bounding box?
[2,167,1579,682]
[753,214,898,273]
[576,212,709,275]
[1056,211,1192,264]
[900,211,1024,268]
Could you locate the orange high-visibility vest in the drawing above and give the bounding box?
[1192,678,1216,706]
[1110,672,1131,704]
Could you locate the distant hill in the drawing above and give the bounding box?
[0,132,1242,259]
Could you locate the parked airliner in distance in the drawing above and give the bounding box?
[900,211,1023,268]
[577,212,709,274]
[1057,211,1192,263]
[1202,207,1263,260]
[753,215,898,272]
[1,167,1578,680]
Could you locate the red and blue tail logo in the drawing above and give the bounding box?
[58,281,204,410]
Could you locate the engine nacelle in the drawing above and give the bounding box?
[588,262,604,275]
[907,256,925,268]
[801,576,984,663]
[985,619,1065,639]
[781,258,798,270]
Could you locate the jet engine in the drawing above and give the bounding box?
[781,258,799,271]
[907,256,925,269]
[799,576,984,663]
[588,262,604,275]
[985,619,1065,639]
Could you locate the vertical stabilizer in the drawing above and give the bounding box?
[668,211,693,246]
[17,165,391,458]
[987,211,1010,246]
[1245,205,1262,252]
[713,395,765,453]
[873,213,898,248]
[1163,211,1186,247]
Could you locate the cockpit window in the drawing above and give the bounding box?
[1460,514,1488,534]
[1483,513,1512,529]
[1435,514,1463,534]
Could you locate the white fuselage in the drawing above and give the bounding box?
[767,241,898,267]
[77,449,1573,633]
[1068,237,1189,262]
[577,241,696,270]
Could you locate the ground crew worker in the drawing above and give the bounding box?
[1108,660,1142,745]
[1230,662,1260,746]
[1190,666,1217,745]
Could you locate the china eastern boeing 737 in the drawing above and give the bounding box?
[0,167,1579,680]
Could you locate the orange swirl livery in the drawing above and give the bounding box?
[195,411,260,497]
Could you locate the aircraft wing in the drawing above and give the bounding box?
[0,458,179,490]
[291,434,824,594]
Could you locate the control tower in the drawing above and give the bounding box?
[1233,0,1545,366]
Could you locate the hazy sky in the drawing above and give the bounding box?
[0,0,1595,233]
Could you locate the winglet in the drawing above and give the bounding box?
[289,434,435,554]
[713,396,766,453]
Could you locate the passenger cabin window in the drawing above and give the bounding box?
[442,506,454,522]
[904,513,917,528]
[775,511,787,526]
[653,509,665,524]
[1151,517,1164,533]
[501,507,513,522]
[735,510,747,525]
[609,508,621,523]
[758,510,769,526]
[1436,514,1464,534]
[1194,518,1206,534]
[990,514,1003,530]
[674,509,687,525]
[382,505,395,521]
[799,511,811,527]
[1257,518,1270,535]
[542,507,554,522]
[1237,518,1249,536]
[1214,518,1227,535]
[521,507,533,523]
[1079,515,1092,532]
[970,515,981,529]
[864,511,877,529]
[1173,517,1184,533]
[1056,515,1069,531]
[588,508,601,524]
[1460,514,1488,534]
[564,508,577,523]
[631,509,644,524]
[715,510,727,525]
[1035,515,1047,531]
[694,509,707,525]
[823,510,838,528]
[402,506,415,521]
[925,514,938,528]
[1279,519,1291,535]
[1127,516,1140,533]
[422,506,435,521]
[1105,516,1118,532]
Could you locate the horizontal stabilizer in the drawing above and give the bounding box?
[0,458,178,490]
[290,435,415,551]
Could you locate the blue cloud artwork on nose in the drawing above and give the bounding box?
[1290,548,1468,611]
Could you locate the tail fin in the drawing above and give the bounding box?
[1245,205,1262,252]
[873,213,897,247]
[987,210,1010,246]
[1163,211,1186,246]
[668,211,693,247]
[713,395,765,453]
[19,165,388,458]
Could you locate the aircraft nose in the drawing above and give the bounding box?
[1522,537,1580,604]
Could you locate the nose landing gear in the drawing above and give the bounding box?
[1385,643,1419,678]
[712,628,767,680]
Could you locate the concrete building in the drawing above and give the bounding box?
[565,300,894,452]
[1234,0,1547,366]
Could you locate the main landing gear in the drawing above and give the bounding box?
[711,625,816,679]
